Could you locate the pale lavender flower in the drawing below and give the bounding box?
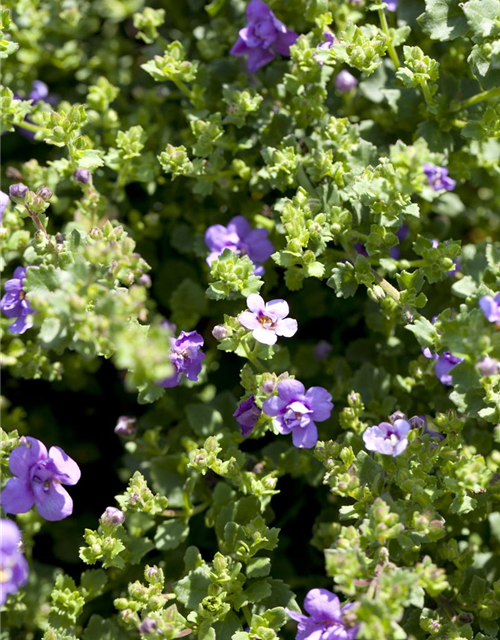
[0,191,9,223]
[234,395,262,437]
[479,293,500,323]
[314,32,335,64]
[114,416,137,437]
[385,0,398,10]
[363,419,411,456]
[0,267,35,334]
[0,519,29,605]
[286,588,359,640]
[423,164,456,191]
[205,215,273,276]
[263,379,333,449]
[335,70,358,93]
[230,0,298,72]
[159,331,205,388]
[1,437,81,521]
[239,294,297,345]
[477,355,500,377]
[212,324,228,340]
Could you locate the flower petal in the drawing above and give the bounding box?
[266,299,289,320]
[393,419,411,439]
[253,326,277,345]
[305,387,333,422]
[292,422,318,449]
[277,379,305,401]
[0,478,35,515]
[246,293,265,314]
[262,395,287,417]
[275,317,298,337]
[9,437,47,479]
[246,47,275,72]
[304,588,342,620]
[239,311,260,330]
[35,482,73,521]
[49,447,81,485]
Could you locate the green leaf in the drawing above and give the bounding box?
[232,579,272,609]
[212,612,242,639]
[246,557,271,579]
[186,404,223,437]
[462,0,500,39]
[174,566,211,608]
[155,520,190,550]
[418,0,469,41]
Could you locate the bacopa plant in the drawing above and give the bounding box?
[1,0,500,639]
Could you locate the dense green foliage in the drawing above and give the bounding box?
[1,1,500,639]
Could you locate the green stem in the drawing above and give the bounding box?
[16,120,48,134]
[173,79,195,103]
[455,85,500,110]
[25,206,49,238]
[296,165,320,199]
[421,81,435,108]
[242,605,252,627]
[242,341,267,373]
[378,8,400,69]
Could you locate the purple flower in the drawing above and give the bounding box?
[422,348,464,385]
[0,267,35,334]
[335,70,358,93]
[159,331,205,388]
[435,352,463,386]
[263,379,333,449]
[9,183,29,201]
[205,215,274,276]
[477,355,500,376]
[234,395,262,437]
[479,293,500,323]
[363,419,411,456]
[230,0,298,73]
[239,294,298,346]
[286,588,359,640]
[314,32,335,64]
[314,340,332,360]
[409,415,444,440]
[0,437,81,521]
[29,80,49,103]
[0,191,9,223]
[385,0,398,10]
[423,164,456,192]
[0,519,29,606]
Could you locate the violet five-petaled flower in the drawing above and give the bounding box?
[230,0,298,73]
[286,588,359,640]
[0,267,35,334]
[0,519,29,606]
[0,191,9,223]
[205,215,274,276]
[423,163,456,192]
[234,395,262,437]
[159,330,205,388]
[239,294,298,346]
[1,437,81,521]
[363,418,411,457]
[422,348,464,386]
[335,70,358,93]
[479,293,500,323]
[263,379,333,449]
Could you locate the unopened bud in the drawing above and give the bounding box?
[100,506,125,526]
[367,285,386,303]
[139,618,157,634]
[138,274,152,287]
[9,183,29,201]
[212,324,228,340]
[73,168,91,184]
[114,415,137,437]
[36,186,52,200]
[89,226,103,239]
[390,410,406,423]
